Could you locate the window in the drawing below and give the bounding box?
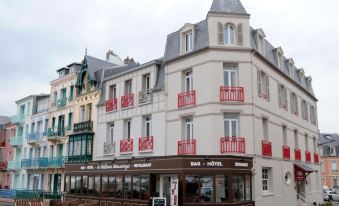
[94,176,101,196]
[278,84,288,109]
[330,146,336,156]
[65,176,70,193]
[144,116,152,137]
[332,160,337,172]
[257,70,270,100]
[142,74,150,91]
[262,168,271,192]
[216,175,228,203]
[124,175,132,199]
[223,65,237,87]
[83,176,88,194]
[68,113,72,129]
[313,137,317,153]
[49,145,54,157]
[232,175,245,202]
[53,91,57,106]
[224,24,235,45]
[301,100,309,121]
[125,80,132,95]
[184,71,193,92]
[108,84,116,99]
[282,125,287,145]
[79,105,85,122]
[125,119,132,140]
[184,31,193,52]
[184,116,193,140]
[305,134,309,151]
[294,130,299,148]
[258,35,265,54]
[107,123,114,143]
[102,176,108,197]
[69,85,74,100]
[310,105,317,125]
[290,92,298,115]
[333,177,338,188]
[87,103,92,121]
[27,103,31,116]
[224,113,238,137]
[70,176,75,194]
[262,118,268,140]
[185,175,213,202]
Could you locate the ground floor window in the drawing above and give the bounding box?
[262,167,271,192]
[185,175,214,202]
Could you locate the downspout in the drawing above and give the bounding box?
[250,49,256,201]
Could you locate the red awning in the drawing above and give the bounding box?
[294,163,314,181]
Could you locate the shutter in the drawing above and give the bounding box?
[290,92,293,113]
[266,75,270,100]
[218,22,224,45]
[285,88,288,110]
[237,24,243,46]
[257,70,262,96]
[278,84,281,106]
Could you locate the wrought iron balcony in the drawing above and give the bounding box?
[178,139,196,155]
[57,97,67,109]
[73,120,93,133]
[282,145,290,160]
[120,139,133,153]
[9,136,23,147]
[261,140,272,157]
[139,136,153,152]
[7,160,21,170]
[103,141,115,155]
[38,157,66,168]
[121,93,134,109]
[220,137,245,154]
[47,127,65,138]
[178,90,196,108]
[65,155,92,163]
[138,90,153,105]
[220,86,244,102]
[105,98,118,112]
[27,132,44,143]
[21,159,39,168]
[11,114,25,124]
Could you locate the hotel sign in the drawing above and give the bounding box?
[80,162,152,171]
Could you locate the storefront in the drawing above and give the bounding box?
[64,155,253,206]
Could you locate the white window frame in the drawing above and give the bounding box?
[262,167,271,192]
[278,84,288,109]
[330,146,336,156]
[185,31,193,52]
[144,116,152,137]
[223,66,237,87]
[107,123,114,143]
[224,114,238,137]
[185,71,193,92]
[332,160,337,172]
[108,84,116,99]
[125,119,131,140]
[258,70,270,100]
[143,74,151,91]
[184,116,193,140]
[125,80,132,95]
[282,125,287,146]
[224,24,235,45]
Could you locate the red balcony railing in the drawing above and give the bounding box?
[220,137,245,154]
[121,94,134,109]
[282,145,290,160]
[178,139,196,155]
[0,141,6,147]
[120,139,133,153]
[178,90,196,108]
[305,151,311,163]
[220,86,244,102]
[105,98,118,112]
[262,140,272,157]
[138,136,153,152]
[0,161,7,170]
[295,148,301,161]
[314,153,319,164]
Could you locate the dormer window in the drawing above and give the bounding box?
[184,31,193,52]
[224,24,235,45]
[256,29,266,55]
[274,47,284,70]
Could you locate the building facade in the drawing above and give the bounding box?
[320,133,339,189]
[0,116,11,189]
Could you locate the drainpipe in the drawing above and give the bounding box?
[250,49,256,201]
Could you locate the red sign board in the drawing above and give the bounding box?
[294,166,305,181]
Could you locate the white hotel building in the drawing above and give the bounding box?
[64,0,322,206]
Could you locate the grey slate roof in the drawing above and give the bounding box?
[164,20,209,62]
[320,133,339,156]
[86,55,116,82]
[0,116,10,125]
[209,0,249,15]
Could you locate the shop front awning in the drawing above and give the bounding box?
[294,163,314,181]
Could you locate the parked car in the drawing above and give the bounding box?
[323,186,332,201]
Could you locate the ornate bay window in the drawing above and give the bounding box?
[67,134,93,163]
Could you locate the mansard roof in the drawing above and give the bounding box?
[209,0,249,15]
[86,55,116,82]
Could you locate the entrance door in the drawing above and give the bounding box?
[57,144,63,157]
[162,176,171,206]
[296,181,306,198]
[53,174,61,193]
[160,175,178,206]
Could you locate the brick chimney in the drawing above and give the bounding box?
[124,56,136,65]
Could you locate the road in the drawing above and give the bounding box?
[0,203,14,206]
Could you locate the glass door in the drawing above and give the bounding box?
[224,66,237,87]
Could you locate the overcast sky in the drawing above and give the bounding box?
[0,0,338,133]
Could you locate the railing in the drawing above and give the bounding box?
[139,136,153,152]
[73,120,93,133]
[282,145,290,160]
[39,156,66,168]
[220,86,244,102]
[21,159,39,168]
[178,90,196,108]
[103,141,115,155]
[10,136,23,146]
[66,155,92,163]
[295,148,301,161]
[27,132,44,142]
[305,151,311,163]
[0,189,63,199]
[261,140,272,157]
[8,160,21,170]
[68,96,73,102]
[178,139,196,155]
[11,114,25,124]
[138,90,153,105]
[0,141,6,147]
[314,153,319,164]
[105,98,118,112]
[0,161,7,170]
[220,137,245,154]
[121,93,134,108]
[120,139,133,153]
[57,97,67,109]
[47,127,65,137]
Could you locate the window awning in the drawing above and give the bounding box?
[294,163,314,181]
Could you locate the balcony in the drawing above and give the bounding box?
[11,114,25,124]
[39,157,66,168]
[47,128,65,140]
[103,141,115,155]
[0,141,6,147]
[220,137,245,154]
[305,151,311,163]
[314,153,319,164]
[9,136,23,147]
[73,120,93,133]
[21,159,39,168]
[0,161,7,170]
[66,155,92,163]
[178,139,196,155]
[57,97,67,109]
[7,160,21,170]
[138,90,153,105]
[261,140,272,157]
[120,139,133,154]
[27,132,45,144]
[178,90,196,108]
[282,145,290,160]
[121,94,134,109]
[105,98,118,112]
[220,86,244,102]
[295,148,301,161]
[139,136,153,152]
